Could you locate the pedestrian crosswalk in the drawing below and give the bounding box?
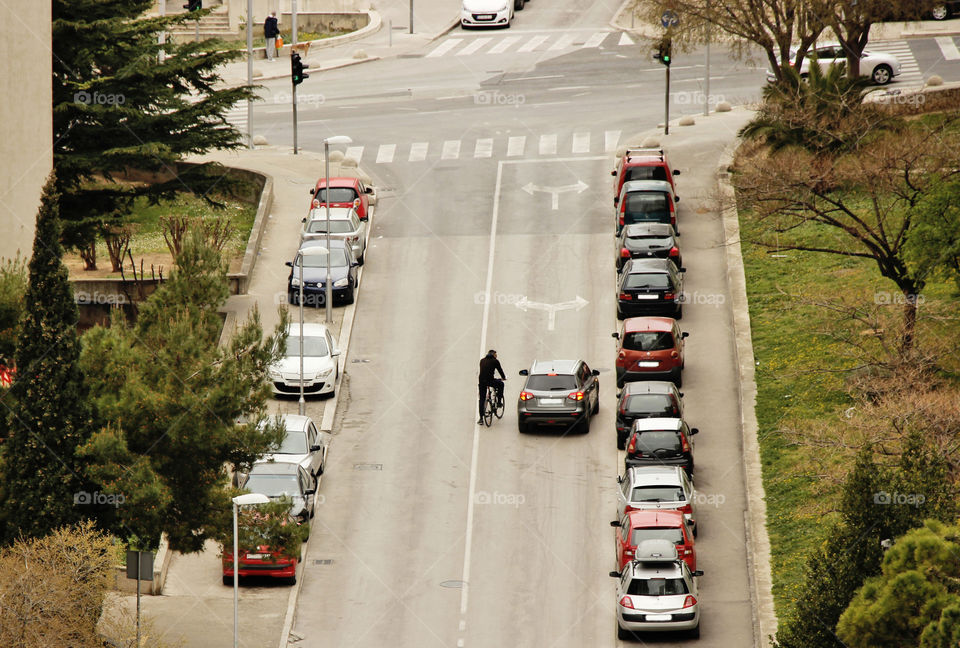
[335,130,623,165]
[868,40,923,86]
[425,29,634,58]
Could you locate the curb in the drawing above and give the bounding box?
[716,120,778,648]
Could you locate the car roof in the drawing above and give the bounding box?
[315,177,360,187]
[277,413,312,433]
[621,380,679,395]
[623,316,677,333]
[624,258,677,273]
[529,359,580,375]
[623,223,674,237]
[628,560,686,579]
[287,322,332,337]
[249,460,301,475]
[626,465,685,486]
[622,179,673,193]
[626,508,686,526]
[632,417,685,431]
[300,238,349,252]
[306,207,358,221]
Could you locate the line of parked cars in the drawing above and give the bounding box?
[607,148,705,641]
[222,174,376,586]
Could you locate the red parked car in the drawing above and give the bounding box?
[611,508,697,571]
[309,177,374,221]
[611,148,680,202]
[612,316,687,387]
[222,543,299,585]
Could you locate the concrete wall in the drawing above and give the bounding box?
[226,0,366,31]
[0,2,51,264]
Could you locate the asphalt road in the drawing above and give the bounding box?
[230,5,960,647]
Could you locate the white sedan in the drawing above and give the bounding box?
[766,43,901,85]
[268,322,340,397]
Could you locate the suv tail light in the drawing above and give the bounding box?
[620,248,631,258]
[682,595,697,608]
[681,434,691,453]
[663,292,675,300]
[567,391,585,401]
[669,246,679,257]
[519,391,534,401]
[619,214,625,226]
[627,436,639,455]
[619,595,635,610]
[619,293,632,301]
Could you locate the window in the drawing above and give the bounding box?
[624,166,668,183]
[625,394,678,417]
[620,476,631,499]
[244,474,298,498]
[314,187,358,203]
[306,219,356,234]
[627,577,689,596]
[298,248,349,268]
[622,332,675,351]
[526,374,577,391]
[276,430,309,455]
[284,335,329,358]
[630,486,685,503]
[632,431,682,456]
[624,192,669,219]
[623,273,671,290]
[630,527,684,546]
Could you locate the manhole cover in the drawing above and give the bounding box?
[440,580,465,588]
[313,559,334,565]
[353,463,382,471]
[351,359,370,363]
[398,54,423,58]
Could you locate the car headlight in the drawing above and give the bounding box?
[333,278,349,288]
[499,3,508,10]
[319,368,333,378]
[290,276,301,287]
[269,369,281,379]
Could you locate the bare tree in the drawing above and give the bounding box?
[196,215,234,253]
[159,214,190,258]
[104,225,134,273]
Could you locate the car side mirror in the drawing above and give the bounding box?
[610,520,620,527]
[679,392,684,398]
[301,217,307,223]
[610,170,617,176]
[693,570,704,577]
[609,571,621,578]
[304,488,316,496]
[611,332,620,339]
[519,369,529,376]
[679,267,686,273]
[332,349,341,357]
[681,332,689,339]
[309,188,315,195]
[310,444,322,452]
[351,261,359,267]
[690,428,699,435]
[364,186,373,194]
[592,369,600,376]
[285,261,294,267]
[616,475,623,483]
[674,196,680,202]
[673,169,680,175]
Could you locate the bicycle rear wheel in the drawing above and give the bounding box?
[494,392,505,418]
[483,390,495,426]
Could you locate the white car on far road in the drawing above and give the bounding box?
[268,322,340,397]
[765,43,901,85]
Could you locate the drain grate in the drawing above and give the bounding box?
[398,54,424,58]
[353,463,382,471]
[440,580,465,588]
[313,559,334,565]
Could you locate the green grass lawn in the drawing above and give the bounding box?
[737,168,960,615]
[229,29,348,50]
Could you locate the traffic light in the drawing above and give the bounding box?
[654,38,672,66]
[291,52,309,85]
[183,0,201,10]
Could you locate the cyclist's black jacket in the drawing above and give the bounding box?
[479,356,506,385]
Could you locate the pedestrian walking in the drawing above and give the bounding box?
[264,11,279,60]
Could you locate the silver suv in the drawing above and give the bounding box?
[517,359,600,434]
[609,539,703,639]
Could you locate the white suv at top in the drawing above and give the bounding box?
[461,0,519,28]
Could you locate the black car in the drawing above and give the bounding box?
[615,381,684,450]
[517,359,600,434]
[624,418,697,476]
[616,223,682,272]
[239,460,317,524]
[286,239,358,306]
[616,258,685,320]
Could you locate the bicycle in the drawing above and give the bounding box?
[481,380,506,427]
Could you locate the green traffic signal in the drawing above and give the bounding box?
[291,52,309,85]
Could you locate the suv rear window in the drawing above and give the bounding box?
[627,576,689,596]
[315,187,358,203]
[630,486,685,503]
[307,219,355,234]
[525,374,577,391]
[625,395,678,417]
[624,192,669,217]
[624,166,668,183]
[630,527,684,546]
[623,273,671,290]
[632,431,682,455]
[623,332,675,351]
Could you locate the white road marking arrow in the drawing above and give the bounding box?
[521,180,589,210]
[515,295,589,330]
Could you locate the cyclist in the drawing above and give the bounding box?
[478,349,506,423]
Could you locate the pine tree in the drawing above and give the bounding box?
[53,0,257,267]
[1,175,94,542]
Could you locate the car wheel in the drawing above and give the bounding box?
[932,4,949,19]
[617,623,632,641]
[514,0,523,9]
[617,434,626,451]
[223,575,233,586]
[288,291,298,306]
[344,287,355,305]
[592,393,600,415]
[692,524,698,538]
[689,623,700,639]
[518,420,527,434]
[285,574,297,586]
[357,253,364,266]
[616,308,625,321]
[675,305,683,320]
[872,64,892,85]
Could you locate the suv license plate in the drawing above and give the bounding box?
[646,613,671,621]
[637,361,659,368]
[539,398,563,406]
[477,13,494,19]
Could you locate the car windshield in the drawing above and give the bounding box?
[623,332,675,351]
[284,335,329,357]
[276,430,309,455]
[630,527,684,546]
[627,576,689,596]
[625,166,668,183]
[243,474,299,498]
[624,192,669,218]
[623,273,671,290]
[314,187,358,202]
[306,219,356,234]
[526,374,577,391]
[630,486,685,502]
[297,248,349,268]
[633,431,682,455]
[625,394,679,417]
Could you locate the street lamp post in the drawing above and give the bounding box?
[297,245,328,415]
[322,136,353,324]
[232,493,270,648]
